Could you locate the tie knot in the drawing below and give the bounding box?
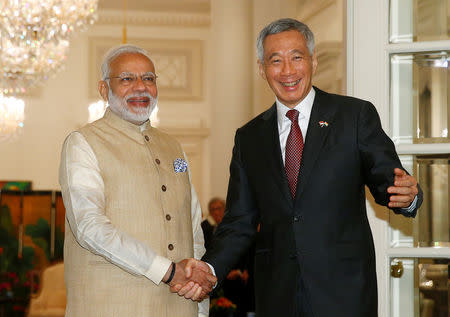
[286,109,299,122]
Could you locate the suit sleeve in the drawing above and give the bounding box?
[357,101,422,217]
[202,129,259,282]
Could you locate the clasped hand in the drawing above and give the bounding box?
[166,259,216,302]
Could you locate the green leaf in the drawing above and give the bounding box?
[0,205,15,235]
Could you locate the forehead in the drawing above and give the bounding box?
[109,52,155,75]
[263,30,309,57]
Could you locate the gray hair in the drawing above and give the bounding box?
[256,18,315,63]
[101,44,153,80]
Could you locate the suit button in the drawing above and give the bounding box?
[166,214,171,221]
[168,244,174,250]
[162,185,167,192]
[155,158,160,164]
[144,135,150,141]
[293,216,300,222]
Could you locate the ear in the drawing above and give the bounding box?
[98,80,109,101]
[257,59,267,80]
[311,51,318,75]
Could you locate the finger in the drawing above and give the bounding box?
[170,284,182,293]
[393,168,406,176]
[177,281,195,296]
[388,201,411,208]
[191,285,203,301]
[183,283,199,299]
[206,273,217,284]
[388,186,417,195]
[184,259,197,278]
[196,289,209,302]
[394,177,417,188]
[389,194,414,203]
[196,260,212,273]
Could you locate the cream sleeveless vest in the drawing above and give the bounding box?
[64,109,197,317]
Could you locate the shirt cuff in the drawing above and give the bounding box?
[144,255,172,285]
[206,262,217,288]
[400,195,418,214]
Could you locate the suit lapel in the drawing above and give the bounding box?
[295,88,337,203]
[260,104,293,207]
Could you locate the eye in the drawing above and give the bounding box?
[120,76,134,82]
[142,75,156,83]
[293,55,303,61]
[270,58,281,64]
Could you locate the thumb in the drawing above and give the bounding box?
[185,258,196,278]
[394,168,406,176]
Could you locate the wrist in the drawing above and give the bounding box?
[163,262,176,284]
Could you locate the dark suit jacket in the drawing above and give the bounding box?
[201,219,215,250]
[202,88,422,317]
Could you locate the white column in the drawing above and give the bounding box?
[347,1,391,316]
[209,0,253,199]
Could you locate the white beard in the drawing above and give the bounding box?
[108,89,157,125]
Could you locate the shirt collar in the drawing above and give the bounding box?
[276,87,315,126]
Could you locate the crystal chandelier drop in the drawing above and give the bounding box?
[0,0,99,93]
[0,94,25,142]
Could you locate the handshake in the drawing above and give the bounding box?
[163,258,217,302]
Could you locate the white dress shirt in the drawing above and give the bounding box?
[59,122,208,316]
[277,88,315,163]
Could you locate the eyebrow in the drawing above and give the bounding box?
[117,71,156,76]
[267,49,306,60]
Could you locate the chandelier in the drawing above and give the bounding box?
[0,94,24,142]
[0,0,98,93]
[0,0,98,141]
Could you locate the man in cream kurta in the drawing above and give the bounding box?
[59,44,214,317]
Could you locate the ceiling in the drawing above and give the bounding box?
[98,0,210,13]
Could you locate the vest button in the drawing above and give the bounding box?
[168,244,174,250]
[162,185,167,192]
[144,135,150,141]
[155,158,160,164]
[166,214,171,221]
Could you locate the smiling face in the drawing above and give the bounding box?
[258,30,317,108]
[98,52,158,124]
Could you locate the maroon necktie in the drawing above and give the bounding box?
[285,109,304,198]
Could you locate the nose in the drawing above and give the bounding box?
[281,60,295,76]
[133,77,146,91]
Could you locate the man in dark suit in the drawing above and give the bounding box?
[201,198,225,250]
[174,18,422,316]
